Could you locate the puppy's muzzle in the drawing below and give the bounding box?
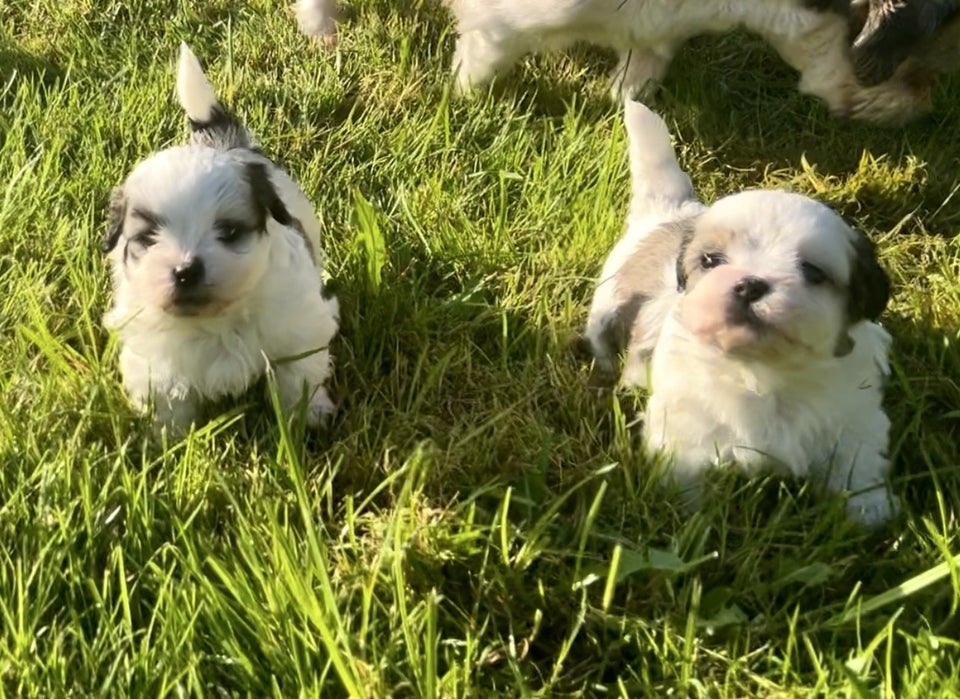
[733,276,770,304]
[170,258,211,313]
[727,276,770,325]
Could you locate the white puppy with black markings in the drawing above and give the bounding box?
[447,0,935,124]
[102,44,339,432]
[584,100,897,526]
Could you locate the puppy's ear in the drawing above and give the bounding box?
[244,162,294,228]
[847,229,890,323]
[100,186,126,253]
[833,229,888,357]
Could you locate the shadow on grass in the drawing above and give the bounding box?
[0,42,65,105]
[884,312,960,517]
[660,35,960,229]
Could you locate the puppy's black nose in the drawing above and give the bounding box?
[733,276,770,304]
[172,258,205,288]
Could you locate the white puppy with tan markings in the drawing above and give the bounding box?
[102,44,339,433]
[584,101,897,526]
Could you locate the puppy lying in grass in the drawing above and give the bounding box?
[102,44,339,433]
[583,100,898,526]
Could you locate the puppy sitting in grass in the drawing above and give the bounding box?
[583,100,897,526]
[101,44,339,433]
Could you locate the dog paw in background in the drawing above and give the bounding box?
[101,44,339,435]
[294,0,340,49]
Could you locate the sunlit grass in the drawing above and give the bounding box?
[1,0,959,695]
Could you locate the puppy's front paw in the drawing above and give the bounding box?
[306,388,337,429]
[451,30,517,96]
[151,393,201,438]
[294,0,339,50]
[846,487,898,528]
[674,476,706,514]
[316,32,338,51]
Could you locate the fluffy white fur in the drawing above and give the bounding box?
[103,44,339,432]
[447,0,933,123]
[584,100,897,526]
[293,0,340,48]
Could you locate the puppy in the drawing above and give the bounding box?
[294,0,340,49]
[447,0,937,123]
[102,44,339,432]
[583,101,897,526]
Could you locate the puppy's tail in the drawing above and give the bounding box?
[624,100,697,217]
[176,43,255,151]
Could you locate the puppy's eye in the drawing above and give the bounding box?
[217,222,249,244]
[700,252,726,269]
[801,261,828,285]
[131,230,157,248]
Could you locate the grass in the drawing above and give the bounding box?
[1,0,959,695]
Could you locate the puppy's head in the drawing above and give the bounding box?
[102,146,295,318]
[675,190,889,361]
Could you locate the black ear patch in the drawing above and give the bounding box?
[100,186,126,253]
[243,161,315,259]
[244,162,294,229]
[848,229,891,322]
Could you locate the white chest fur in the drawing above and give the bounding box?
[641,313,892,510]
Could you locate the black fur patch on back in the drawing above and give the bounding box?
[188,103,252,151]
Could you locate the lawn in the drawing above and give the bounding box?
[2,0,960,696]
